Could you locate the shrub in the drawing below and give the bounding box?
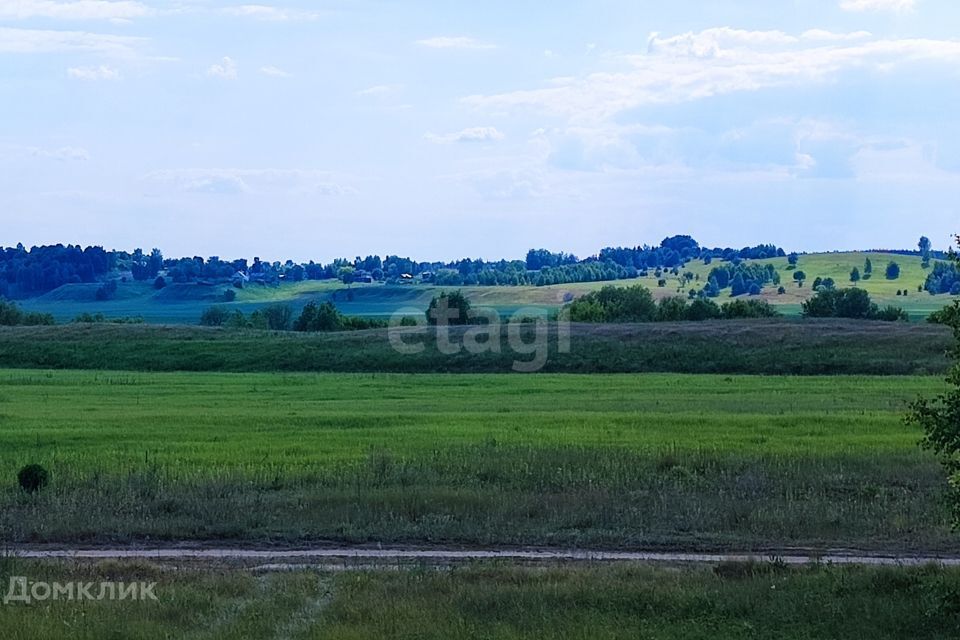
[929,305,960,327]
[873,306,909,322]
[200,306,230,326]
[426,291,472,326]
[685,298,722,321]
[0,299,54,326]
[656,296,688,322]
[568,285,657,323]
[886,261,901,280]
[17,464,49,493]
[95,280,118,301]
[802,288,906,321]
[295,301,343,331]
[153,276,166,290]
[720,299,779,319]
[261,304,292,331]
[222,289,237,302]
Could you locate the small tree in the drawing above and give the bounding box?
[909,236,960,525]
[919,236,932,268]
[427,291,472,326]
[787,253,799,267]
[850,267,861,283]
[886,261,901,280]
[864,257,873,279]
[261,304,292,331]
[793,270,806,287]
[200,306,229,326]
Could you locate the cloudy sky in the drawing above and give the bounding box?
[1,0,958,261]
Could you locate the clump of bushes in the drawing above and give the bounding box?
[802,288,907,321]
[426,291,473,326]
[73,313,143,324]
[295,301,386,332]
[928,304,960,327]
[567,285,780,323]
[0,298,54,326]
[17,464,49,493]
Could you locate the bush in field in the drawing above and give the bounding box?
[261,304,292,331]
[910,236,960,527]
[656,296,688,322]
[873,306,909,322]
[685,298,722,321]
[222,289,237,302]
[294,301,386,332]
[568,285,657,323]
[720,299,779,319]
[17,464,49,493]
[426,291,472,326]
[0,299,54,326]
[200,306,230,326]
[886,261,901,280]
[295,301,344,331]
[802,287,906,321]
[929,305,960,326]
[95,279,118,301]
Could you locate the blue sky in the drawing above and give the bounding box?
[1,0,958,262]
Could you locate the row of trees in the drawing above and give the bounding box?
[200,301,387,332]
[594,236,785,272]
[924,261,960,295]
[566,285,780,323]
[704,263,780,296]
[0,244,113,299]
[0,299,54,326]
[801,288,907,321]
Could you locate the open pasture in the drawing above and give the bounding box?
[0,370,952,551]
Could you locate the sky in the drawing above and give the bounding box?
[0,0,958,262]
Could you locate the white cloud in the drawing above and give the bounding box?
[465,29,960,122]
[260,65,290,78]
[426,127,505,144]
[416,36,496,50]
[0,0,153,21]
[207,56,237,79]
[357,84,400,97]
[840,0,917,12]
[143,169,358,196]
[28,146,90,161]
[221,5,324,21]
[0,26,144,55]
[67,64,120,80]
[466,168,545,200]
[801,29,873,41]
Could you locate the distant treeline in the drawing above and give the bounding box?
[0,244,113,299]
[0,236,788,298]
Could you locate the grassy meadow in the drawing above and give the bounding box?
[0,320,951,375]
[16,251,957,324]
[1,560,960,639]
[0,369,954,551]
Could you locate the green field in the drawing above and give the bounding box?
[0,369,953,552]
[17,251,957,325]
[2,560,959,639]
[0,320,951,375]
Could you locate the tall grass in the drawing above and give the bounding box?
[2,561,959,639]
